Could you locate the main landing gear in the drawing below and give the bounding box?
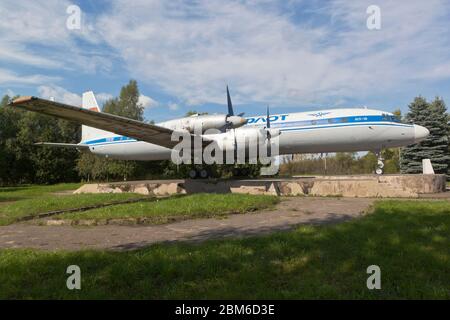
[375,151,384,175]
[188,167,210,179]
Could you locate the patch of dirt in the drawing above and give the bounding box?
[0,197,374,251]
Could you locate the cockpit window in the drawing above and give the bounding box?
[382,113,402,123]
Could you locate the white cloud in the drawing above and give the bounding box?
[38,85,81,106]
[95,93,114,104]
[0,0,110,76]
[95,0,450,106]
[37,85,112,107]
[0,69,60,86]
[138,94,159,108]
[2,89,16,98]
[168,102,179,111]
[0,45,62,69]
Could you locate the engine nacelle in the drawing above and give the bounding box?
[210,127,268,151]
[203,126,281,164]
[183,114,227,132]
[161,114,247,133]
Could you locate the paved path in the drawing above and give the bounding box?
[0,197,373,251]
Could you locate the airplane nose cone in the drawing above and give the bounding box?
[228,116,247,128]
[414,125,430,142]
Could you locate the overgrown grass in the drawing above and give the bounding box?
[56,193,279,224]
[0,193,147,225]
[0,200,448,299]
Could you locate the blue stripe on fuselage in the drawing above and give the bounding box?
[246,115,406,128]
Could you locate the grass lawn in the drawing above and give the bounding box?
[0,193,148,225]
[56,193,280,224]
[0,182,151,225]
[0,183,83,202]
[0,199,448,299]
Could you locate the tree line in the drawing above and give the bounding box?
[0,80,449,185]
[280,149,400,176]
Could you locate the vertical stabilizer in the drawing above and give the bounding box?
[82,91,100,112]
[81,91,109,142]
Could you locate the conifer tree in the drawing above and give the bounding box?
[400,97,428,173]
[400,96,449,175]
[428,97,450,175]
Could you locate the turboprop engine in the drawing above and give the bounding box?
[180,113,247,133]
[220,127,280,150]
[160,86,247,133]
[208,118,281,156]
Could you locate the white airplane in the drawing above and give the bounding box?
[10,88,429,176]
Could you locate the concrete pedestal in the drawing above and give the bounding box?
[74,174,447,198]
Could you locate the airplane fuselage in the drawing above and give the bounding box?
[83,108,427,161]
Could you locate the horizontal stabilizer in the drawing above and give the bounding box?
[35,142,89,149]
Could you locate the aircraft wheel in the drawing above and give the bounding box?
[199,169,209,179]
[374,150,385,175]
[188,169,197,179]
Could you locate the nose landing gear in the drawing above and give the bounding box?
[375,151,384,175]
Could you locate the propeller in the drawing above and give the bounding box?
[264,105,281,157]
[224,86,247,130]
[227,85,234,116]
[265,105,272,157]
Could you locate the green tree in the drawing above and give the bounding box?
[16,113,79,184]
[0,95,80,185]
[0,95,24,184]
[103,80,144,120]
[400,96,449,174]
[400,97,429,173]
[428,97,449,175]
[392,109,402,121]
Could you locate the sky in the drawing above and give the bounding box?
[1,0,450,123]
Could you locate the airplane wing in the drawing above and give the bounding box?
[10,96,209,149]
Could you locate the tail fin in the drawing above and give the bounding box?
[82,91,100,112]
[81,91,109,142]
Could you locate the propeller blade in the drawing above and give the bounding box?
[226,85,234,116]
[266,105,272,157]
